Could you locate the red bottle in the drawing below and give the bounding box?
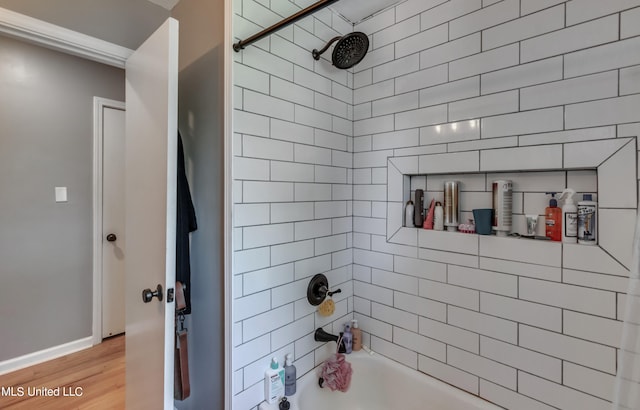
[545,193,561,241]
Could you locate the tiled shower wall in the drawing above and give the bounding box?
[351,1,640,410]
[233,0,640,409]
[232,0,355,408]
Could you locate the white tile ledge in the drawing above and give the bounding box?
[564,243,629,277]
[564,137,633,169]
[386,137,635,176]
[479,235,561,267]
[390,225,632,276]
[418,229,479,255]
[388,227,418,247]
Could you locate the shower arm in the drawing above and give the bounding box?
[233,0,340,52]
[312,36,341,60]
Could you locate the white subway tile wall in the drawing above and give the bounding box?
[233,1,356,408]
[233,0,640,409]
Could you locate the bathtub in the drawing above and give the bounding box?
[260,350,501,410]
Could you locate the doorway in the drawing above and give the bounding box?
[93,97,126,343]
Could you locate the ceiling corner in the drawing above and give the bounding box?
[146,0,181,11]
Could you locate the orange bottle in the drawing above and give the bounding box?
[545,193,561,241]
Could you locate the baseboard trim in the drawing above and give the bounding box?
[0,336,93,376]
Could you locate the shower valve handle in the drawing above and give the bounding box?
[327,288,341,297]
[319,285,341,298]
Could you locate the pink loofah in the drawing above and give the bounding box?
[319,353,353,392]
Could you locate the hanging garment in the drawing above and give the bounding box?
[176,132,197,314]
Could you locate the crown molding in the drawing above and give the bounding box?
[0,7,133,68]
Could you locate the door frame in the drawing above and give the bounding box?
[223,0,233,408]
[92,97,126,346]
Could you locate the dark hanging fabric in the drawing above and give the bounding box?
[176,132,197,314]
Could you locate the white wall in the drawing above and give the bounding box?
[232,1,355,408]
[0,35,124,362]
[232,0,640,409]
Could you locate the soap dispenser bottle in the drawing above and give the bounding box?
[559,189,577,243]
[578,194,597,245]
[351,319,362,351]
[545,193,561,241]
[343,323,353,354]
[284,354,296,396]
[264,357,285,404]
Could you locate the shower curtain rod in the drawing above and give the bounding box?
[233,0,340,52]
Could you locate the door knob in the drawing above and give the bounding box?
[142,284,163,303]
[106,233,117,242]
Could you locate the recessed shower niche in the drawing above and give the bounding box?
[407,170,597,236]
[385,137,637,275]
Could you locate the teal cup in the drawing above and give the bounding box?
[473,209,493,235]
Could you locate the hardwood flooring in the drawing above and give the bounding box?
[0,335,125,409]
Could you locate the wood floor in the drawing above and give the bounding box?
[0,335,125,409]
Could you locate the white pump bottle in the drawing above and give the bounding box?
[559,189,577,243]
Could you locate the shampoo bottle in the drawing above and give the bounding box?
[264,357,285,404]
[545,193,561,241]
[284,354,296,396]
[492,180,513,237]
[338,332,346,353]
[559,189,577,243]
[351,319,362,351]
[343,323,353,354]
[414,189,425,227]
[578,194,597,245]
[434,202,444,231]
[424,199,435,229]
[404,201,414,227]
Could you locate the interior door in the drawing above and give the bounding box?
[102,105,126,338]
[124,17,178,410]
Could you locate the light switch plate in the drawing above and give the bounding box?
[55,187,67,203]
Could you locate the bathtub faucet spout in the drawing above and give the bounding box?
[314,327,339,343]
